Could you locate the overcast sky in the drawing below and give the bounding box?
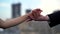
[0,0,60,20]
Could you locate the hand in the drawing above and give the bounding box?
[28,8,43,21]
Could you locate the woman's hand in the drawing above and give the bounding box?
[28,8,42,21]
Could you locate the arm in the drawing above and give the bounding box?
[34,11,60,27]
[0,14,30,29]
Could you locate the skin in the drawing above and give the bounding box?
[0,9,49,29]
[0,13,31,29]
[29,9,49,21]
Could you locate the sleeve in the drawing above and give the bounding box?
[48,11,60,27]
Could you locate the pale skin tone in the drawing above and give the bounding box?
[0,13,31,29]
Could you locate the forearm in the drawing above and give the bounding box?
[38,15,49,21]
[0,14,29,29]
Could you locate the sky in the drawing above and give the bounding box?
[0,0,60,20]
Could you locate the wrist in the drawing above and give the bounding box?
[44,16,50,21]
[25,14,30,19]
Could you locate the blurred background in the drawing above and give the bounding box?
[0,0,60,34]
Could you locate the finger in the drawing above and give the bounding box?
[35,9,42,17]
[35,10,40,17]
[32,10,37,18]
[33,9,40,17]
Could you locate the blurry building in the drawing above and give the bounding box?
[7,3,21,34]
[26,9,31,13]
[12,3,21,18]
